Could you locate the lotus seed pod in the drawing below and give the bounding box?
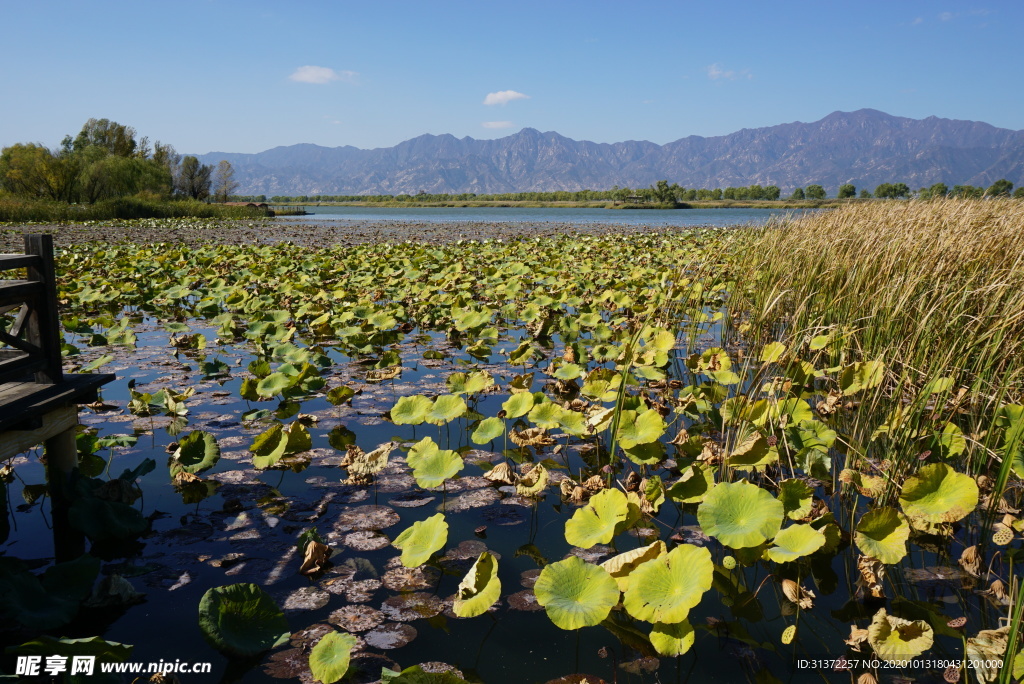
[722,556,737,570]
[781,625,796,644]
[992,526,1013,546]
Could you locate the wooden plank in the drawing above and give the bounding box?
[0,405,78,460]
[0,373,114,431]
[0,381,37,403]
[0,254,42,271]
[0,280,44,304]
[24,235,62,384]
[0,355,44,384]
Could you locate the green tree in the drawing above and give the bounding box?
[177,156,212,200]
[790,187,805,200]
[213,160,239,203]
[985,179,1014,197]
[764,185,780,200]
[1014,187,1024,199]
[72,118,140,157]
[837,183,856,199]
[926,182,948,199]
[805,184,826,200]
[859,189,871,198]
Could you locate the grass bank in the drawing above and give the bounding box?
[0,196,268,223]
[273,198,848,210]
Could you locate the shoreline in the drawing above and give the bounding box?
[271,198,849,210]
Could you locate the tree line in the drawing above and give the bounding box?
[268,178,1021,204]
[0,119,239,204]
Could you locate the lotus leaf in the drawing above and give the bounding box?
[516,463,550,496]
[391,395,433,425]
[649,620,695,656]
[899,463,978,523]
[529,400,565,429]
[426,395,467,425]
[502,392,535,418]
[666,464,715,504]
[765,524,826,563]
[697,480,784,549]
[726,425,777,471]
[564,488,629,548]
[172,430,221,475]
[600,541,667,592]
[471,416,505,444]
[622,544,713,623]
[198,583,290,658]
[309,631,359,684]
[534,556,620,630]
[452,552,501,618]
[393,513,448,568]
[616,409,666,450]
[867,608,933,663]
[251,422,312,469]
[381,665,470,683]
[407,437,464,489]
[257,372,293,398]
[760,341,787,363]
[778,479,814,520]
[839,359,885,396]
[855,507,910,564]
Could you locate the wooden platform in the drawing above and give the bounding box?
[0,374,114,433]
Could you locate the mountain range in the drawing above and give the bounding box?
[197,109,1024,196]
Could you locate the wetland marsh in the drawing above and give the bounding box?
[2,200,1023,684]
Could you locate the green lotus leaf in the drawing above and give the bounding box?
[564,488,629,549]
[529,401,564,429]
[251,422,311,469]
[553,363,583,380]
[309,631,358,684]
[256,372,293,398]
[899,463,979,523]
[391,395,433,425]
[198,583,290,658]
[867,608,934,663]
[726,423,777,471]
[840,359,885,396]
[650,619,695,656]
[326,385,356,406]
[928,421,966,459]
[666,464,716,504]
[855,507,910,564]
[426,395,467,425]
[447,370,494,395]
[407,437,464,489]
[534,556,620,630]
[502,392,535,418]
[616,409,666,450]
[697,480,784,549]
[172,430,221,475]
[380,665,470,683]
[765,524,826,563]
[558,410,587,436]
[600,540,667,592]
[778,479,814,520]
[452,552,501,618]
[393,513,448,568]
[471,416,505,444]
[760,342,787,363]
[622,544,713,623]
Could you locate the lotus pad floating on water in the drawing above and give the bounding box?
[564,488,630,549]
[649,619,695,656]
[309,630,360,684]
[867,608,934,662]
[197,583,290,658]
[898,462,979,523]
[452,551,501,618]
[855,507,911,564]
[765,524,826,563]
[392,513,448,567]
[697,480,784,549]
[534,556,620,630]
[622,544,713,623]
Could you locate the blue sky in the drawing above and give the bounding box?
[2,1,1019,154]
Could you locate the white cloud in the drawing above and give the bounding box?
[482,121,514,129]
[938,11,954,21]
[707,63,752,81]
[912,16,924,25]
[289,66,358,84]
[483,90,530,106]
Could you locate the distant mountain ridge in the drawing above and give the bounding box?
[197,109,1024,196]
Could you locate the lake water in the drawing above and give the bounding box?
[277,206,814,227]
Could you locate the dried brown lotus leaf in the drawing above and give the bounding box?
[299,540,332,576]
[516,463,549,496]
[569,486,587,503]
[509,427,555,447]
[958,545,982,578]
[856,555,886,599]
[986,579,1008,601]
[559,479,576,498]
[348,442,394,477]
[966,625,1009,683]
[583,475,606,492]
[857,674,878,684]
[173,470,202,486]
[817,390,843,416]
[781,579,815,610]
[668,425,689,446]
[698,440,722,464]
[600,540,667,592]
[483,462,516,486]
[846,625,870,650]
[624,471,641,492]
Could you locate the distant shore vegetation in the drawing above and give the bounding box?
[0,119,260,222]
[261,177,1022,207]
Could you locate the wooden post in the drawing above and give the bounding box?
[23,233,63,385]
[45,423,85,562]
